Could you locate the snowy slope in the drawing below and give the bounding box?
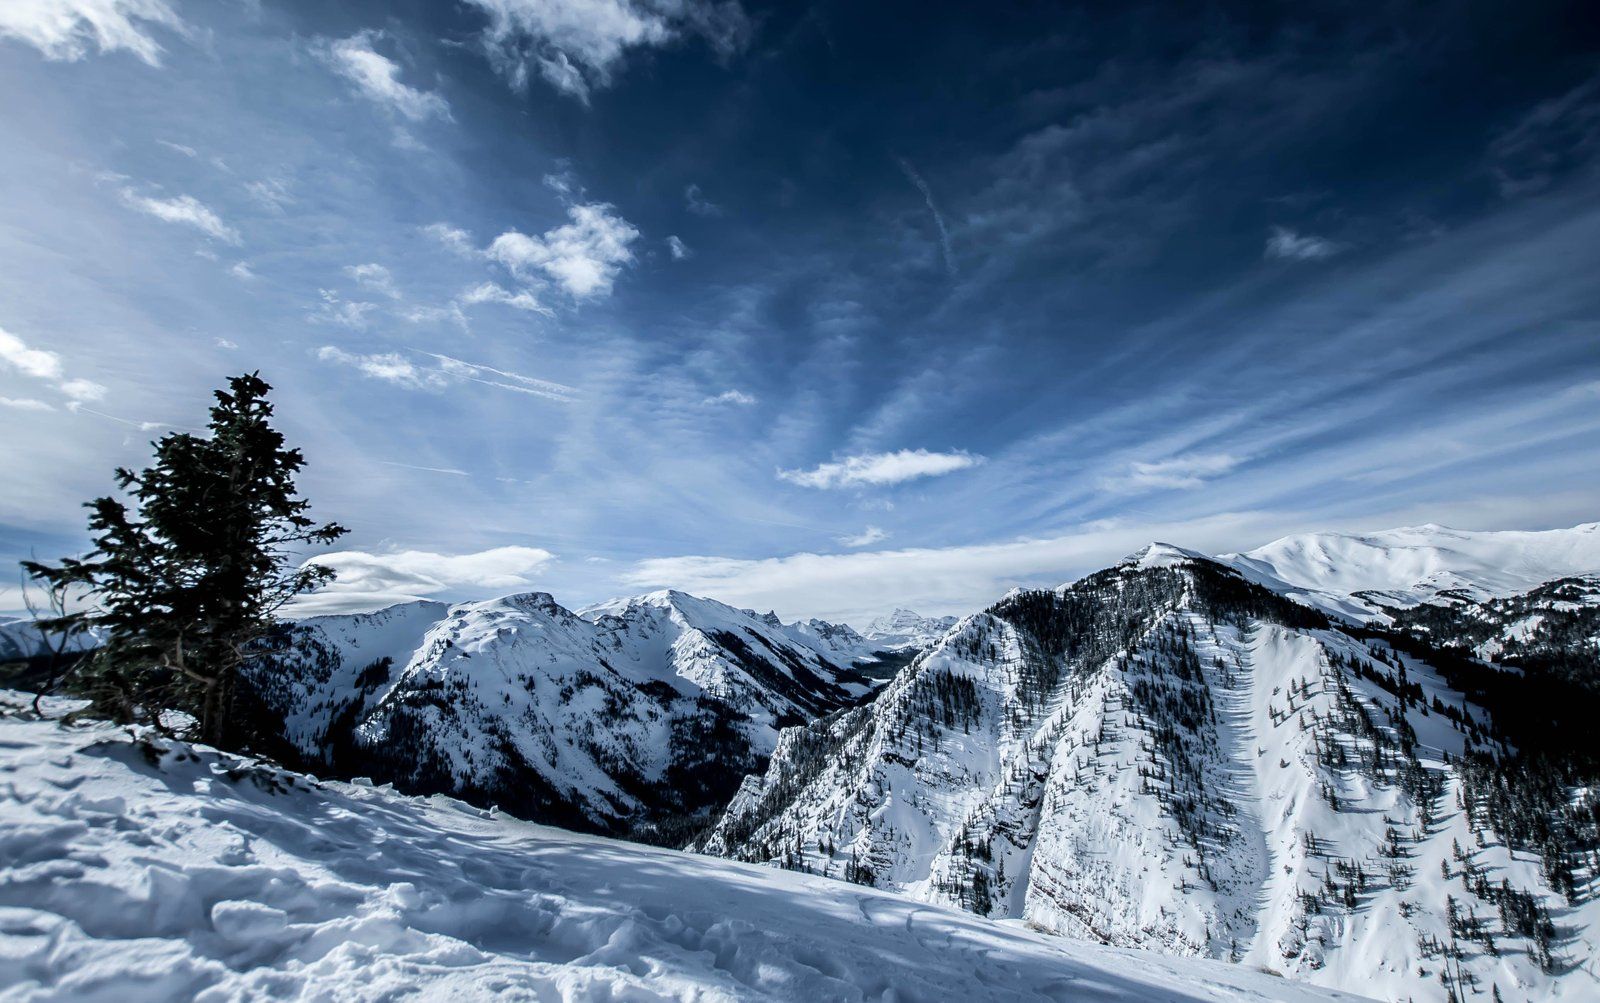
[250,589,885,837]
[700,551,1599,1002]
[1220,523,1600,619]
[0,696,1359,1003]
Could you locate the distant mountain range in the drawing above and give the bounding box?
[1220,521,1600,619]
[5,521,1597,1001]
[240,588,927,841]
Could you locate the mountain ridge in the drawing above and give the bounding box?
[696,546,1600,1002]
[245,585,896,839]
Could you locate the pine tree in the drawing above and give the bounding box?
[24,373,345,747]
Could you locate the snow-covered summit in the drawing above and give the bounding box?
[253,586,887,836]
[863,608,961,650]
[1221,522,1600,615]
[1119,541,1212,570]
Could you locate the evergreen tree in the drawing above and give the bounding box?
[24,373,345,747]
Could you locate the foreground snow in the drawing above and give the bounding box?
[0,698,1358,1002]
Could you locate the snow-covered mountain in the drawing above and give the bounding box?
[0,615,99,662]
[248,589,889,839]
[863,608,962,650]
[697,545,1600,1002]
[0,695,1355,1002]
[1220,522,1600,620]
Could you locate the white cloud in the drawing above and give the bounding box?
[487,202,639,298]
[57,377,106,402]
[461,0,749,102]
[421,222,475,256]
[0,326,105,402]
[1265,226,1341,261]
[0,327,63,381]
[317,347,445,389]
[1103,452,1243,493]
[228,262,256,281]
[0,396,54,411]
[312,290,377,329]
[778,448,983,489]
[621,511,1289,625]
[289,545,557,615]
[157,139,196,158]
[0,0,188,66]
[666,234,690,260]
[684,182,721,216]
[119,189,240,244]
[345,262,401,298]
[837,526,887,548]
[400,302,469,328]
[215,337,238,349]
[458,281,548,314]
[702,388,756,406]
[318,31,451,123]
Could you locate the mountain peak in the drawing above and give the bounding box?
[1120,541,1211,569]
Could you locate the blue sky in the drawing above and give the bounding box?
[1,0,1598,625]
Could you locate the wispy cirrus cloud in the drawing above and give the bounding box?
[458,282,548,314]
[897,157,956,276]
[118,189,240,244]
[1490,70,1600,197]
[0,0,188,66]
[311,290,378,329]
[318,31,450,123]
[837,526,888,548]
[316,345,577,402]
[1264,226,1341,261]
[684,183,722,217]
[461,0,750,102]
[245,179,293,212]
[345,262,401,299]
[1102,452,1243,493]
[778,449,983,489]
[316,347,444,389]
[422,352,577,402]
[421,222,475,256]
